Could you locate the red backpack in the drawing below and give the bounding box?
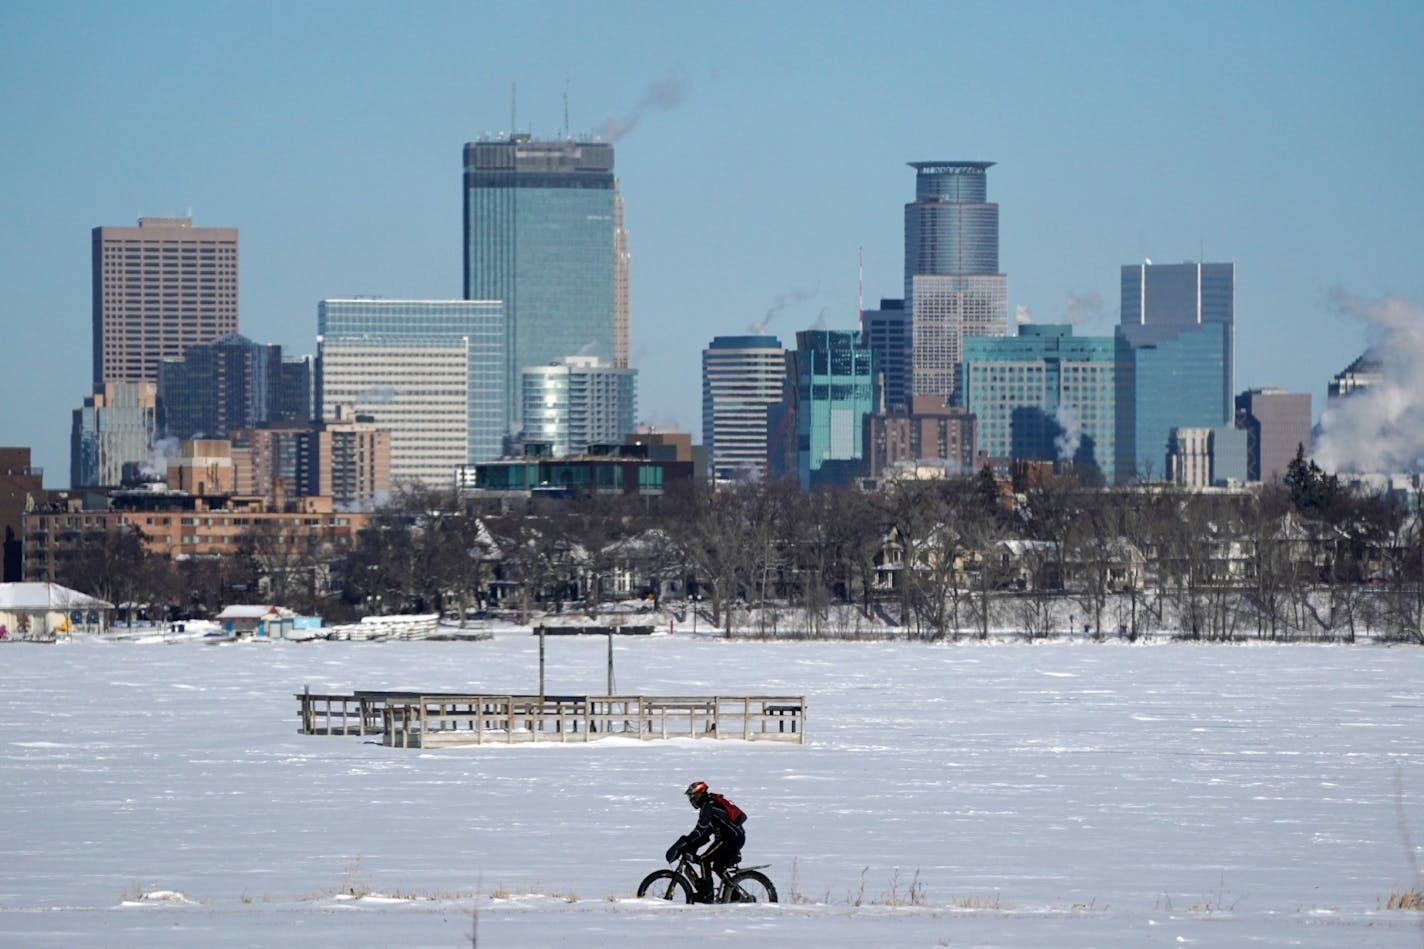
[709,792,747,825]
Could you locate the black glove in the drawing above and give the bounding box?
[666,835,688,863]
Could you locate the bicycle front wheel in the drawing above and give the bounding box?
[637,869,694,903]
[725,869,777,903]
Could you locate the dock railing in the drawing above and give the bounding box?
[298,690,804,747]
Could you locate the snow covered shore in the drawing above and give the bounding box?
[1,634,1421,946]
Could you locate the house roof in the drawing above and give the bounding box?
[0,582,115,611]
[216,605,290,620]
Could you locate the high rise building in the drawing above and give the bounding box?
[92,217,238,385]
[70,381,159,488]
[789,329,876,490]
[1115,261,1235,482]
[1235,387,1312,483]
[904,162,1008,403]
[963,324,1118,484]
[862,298,910,411]
[317,299,506,485]
[521,356,637,457]
[158,334,293,440]
[702,335,786,484]
[463,136,625,431]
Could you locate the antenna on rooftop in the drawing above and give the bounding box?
[563,78,570,140]
[510,82,517,137]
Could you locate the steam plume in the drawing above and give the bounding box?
[1054,404,1082,462]
[599,75,689,142]
[1311,290,1424,474]
[747,285,819,335]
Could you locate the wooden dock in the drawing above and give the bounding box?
[296,689,805,747]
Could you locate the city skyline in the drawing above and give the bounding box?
[4,3,1422,484]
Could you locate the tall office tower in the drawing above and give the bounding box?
[157,334,289,440]
[702,335,786,484]
[70,381,159,488]
[1115,261,1235,482]
[862,298,909,411]
[963,325,1118,484]
[92,217,238,385]
[904,162,1008,403]
[789,329,876,490]
[463,136,623,430]
[318,299,506,485]
[522,356,636,457]
[1235,387,1312,483]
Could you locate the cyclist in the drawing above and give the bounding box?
[666,780,746,901]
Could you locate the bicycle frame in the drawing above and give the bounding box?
[673,853,770,898]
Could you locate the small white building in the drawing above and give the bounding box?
[215,604,298,639]
[0,583,114,640]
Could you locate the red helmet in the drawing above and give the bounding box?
[685,780,709,807]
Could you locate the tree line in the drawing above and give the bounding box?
[48,451,1424,643]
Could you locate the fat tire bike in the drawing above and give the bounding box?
[637,850,778,904]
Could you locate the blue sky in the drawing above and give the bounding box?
[4,1,1422,484]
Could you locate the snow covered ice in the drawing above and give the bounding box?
[1,631,1422,947]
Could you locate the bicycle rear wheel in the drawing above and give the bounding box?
[637,869,694,903]
[725,869,777,903]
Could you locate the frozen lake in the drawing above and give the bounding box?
[2,633,1422,947]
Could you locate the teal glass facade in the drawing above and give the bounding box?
[317,299,507,467]
[1115,322,1232,482]
[793,330,876,490]
[1117,262,1235,482]
[963,325,1118,483]
[463,138,617,432]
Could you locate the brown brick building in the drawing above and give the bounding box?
[92,217,238,385]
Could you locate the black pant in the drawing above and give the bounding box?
[695,836,743,891]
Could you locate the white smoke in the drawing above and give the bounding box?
[599,75,689,142]
[141,437,180,478]
[1062,289,1104,325]
[1015,304,1032,325]
[1311,290,1424,475]
[1054,404,1082,462]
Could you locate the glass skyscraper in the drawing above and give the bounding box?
[157,333,285,440]
[1116,262,1235,482]
[463,136,624,433]
[862,298,909,411]
[904,162,1008,403]
[963,325,1119,484]
[792,329,876,490]
[317,299,506,485]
